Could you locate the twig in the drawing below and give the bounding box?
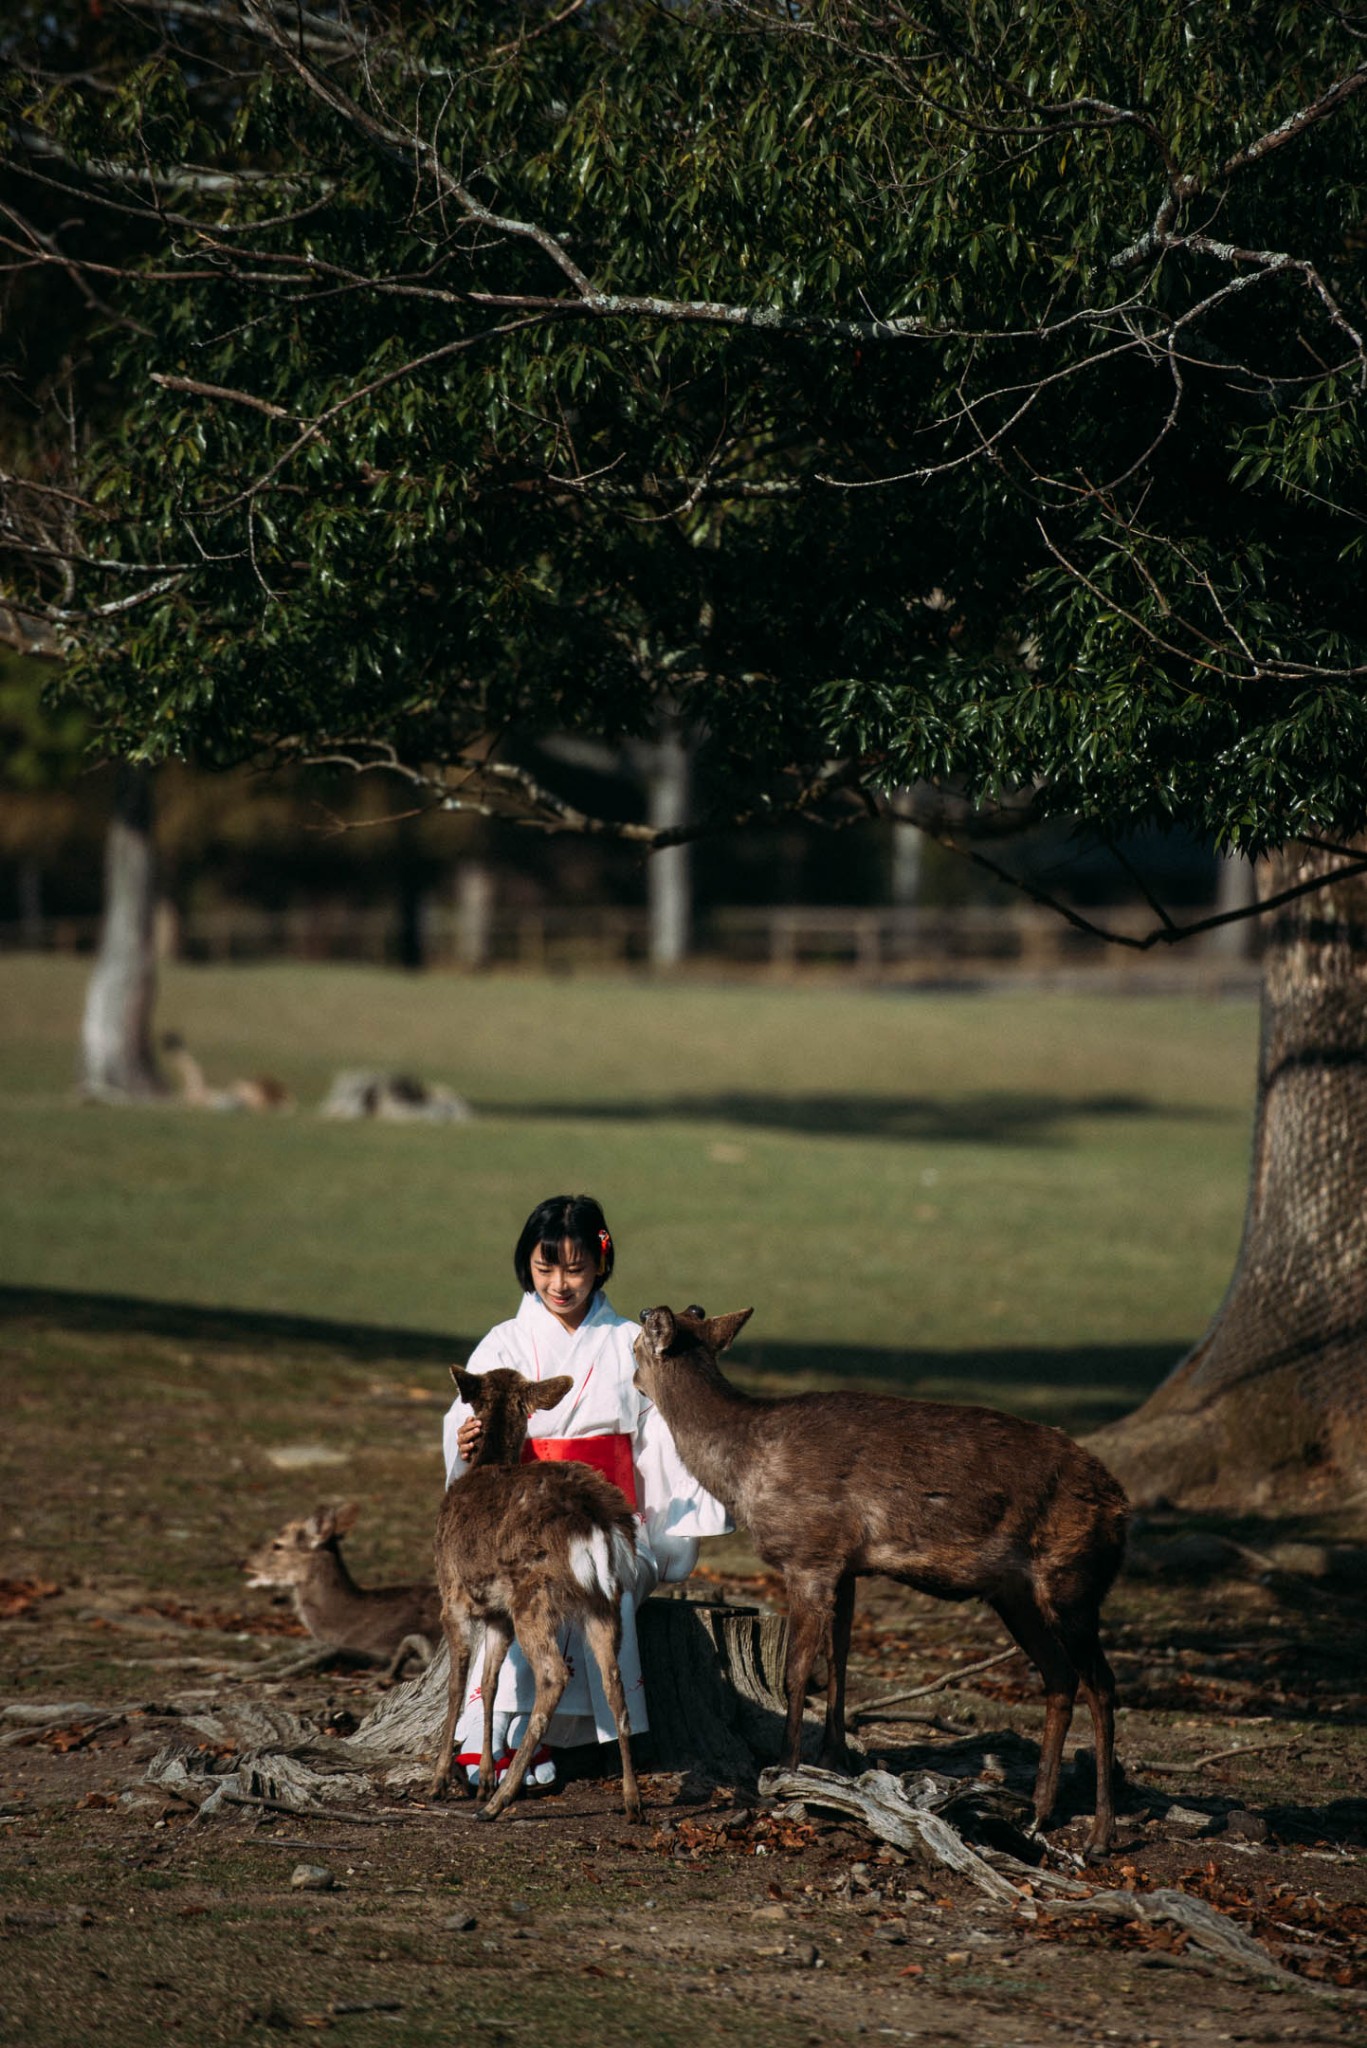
[1131,1738,1298,1775]
[196,1785,400,1826]
[851,1646,1020,1719]
[0,1710,126,1750]
[857,1710,977,1733]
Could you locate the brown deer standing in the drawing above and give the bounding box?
[634,1306,1129,1858]
[243,1503,439,1675]
[429,1367,644,1823]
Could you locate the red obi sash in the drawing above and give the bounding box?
[520,1431,638,1508]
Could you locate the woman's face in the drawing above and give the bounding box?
[529,1237,599,1330]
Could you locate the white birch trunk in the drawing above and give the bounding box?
[648,709,692,968]
[80,765,164,1099]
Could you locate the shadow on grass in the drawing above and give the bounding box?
[0,1283,470,1365]
[481,1090,1226,1145]
[0,1284,1176,1426]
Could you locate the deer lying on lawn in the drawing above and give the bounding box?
[634,1306,1129,1858]
[429,1366,643,1823]
[162,1031,292,1113]
[244,1503,440,1676]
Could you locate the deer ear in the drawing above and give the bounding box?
[451,1367,483,1405]
[704,1308,754,1353]
[528,1374,574,1412]
[332,1501,360,1536]
[639,1305,676,1350]
[302,1506,335,1546]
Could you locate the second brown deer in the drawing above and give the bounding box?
[429,1367,644,1822]
[243,1503,440,1676]
[634,1305,1129,1857]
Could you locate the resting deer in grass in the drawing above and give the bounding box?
[429,1367,643,1823]
[244,1503,439,1675]
[634,1306,1129,1858]
[162,1031,292,1113]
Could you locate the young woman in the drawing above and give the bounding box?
[442,1193,731,1787]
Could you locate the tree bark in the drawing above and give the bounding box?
[1091,841,1367,1514]
[80,764,165,1099]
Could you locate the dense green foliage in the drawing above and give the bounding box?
[4,1,1367,849]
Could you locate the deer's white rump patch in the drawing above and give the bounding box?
[569,1528,629,1600]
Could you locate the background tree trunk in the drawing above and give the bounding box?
[1091,841,1367,1514]
[80,764,164,1099]
[647,706,692,968]
[1205,851,1260,961]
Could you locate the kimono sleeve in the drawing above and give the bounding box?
[632,1395,734,1582]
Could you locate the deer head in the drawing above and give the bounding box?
[243,1501,360,1586]
[449,1365,575,1465]
[633,1304,753,1397]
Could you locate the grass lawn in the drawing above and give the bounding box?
[1,954,1258,1427]
[10,958,1367,2048]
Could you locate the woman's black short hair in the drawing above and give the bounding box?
[513,1194,615,1294]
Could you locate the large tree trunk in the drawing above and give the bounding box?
[1091,841,1367,1514]
[80,764,164,1099]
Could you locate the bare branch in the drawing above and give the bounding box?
[939,834,1367,951]
[1110,58,1367,269]
[120,0,357,54]
[286,738,1367,950]
[150,373,295,422]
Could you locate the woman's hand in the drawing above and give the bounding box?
[457,1415,484,1461]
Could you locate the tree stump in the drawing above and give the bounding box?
[636,1591,791,1777]
[138,1594,814,1813]
[345,1589,791,1785]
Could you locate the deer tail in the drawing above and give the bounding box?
[569,1528,616,1600]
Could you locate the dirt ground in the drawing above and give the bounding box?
[5,1562,1366,2048]
[3,1310,1367,2047]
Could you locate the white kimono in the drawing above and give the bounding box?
[442,1290,731,1759]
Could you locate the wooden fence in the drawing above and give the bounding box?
[0,900,1256,982]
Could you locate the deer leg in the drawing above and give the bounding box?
[582,1605,644,1824]
[480,1599,567,1821]
[385,1631,432,1681]
[429,1612,473,1800]
[990,1590,1078,1833]
[782,1578,835,1769]
[818,1572,857,1771]
[476,1619,515,1802]
[1059,1616,1118,1860]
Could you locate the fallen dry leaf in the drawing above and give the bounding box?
[41,1723,102,1754]
[0,1577,61,1618]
